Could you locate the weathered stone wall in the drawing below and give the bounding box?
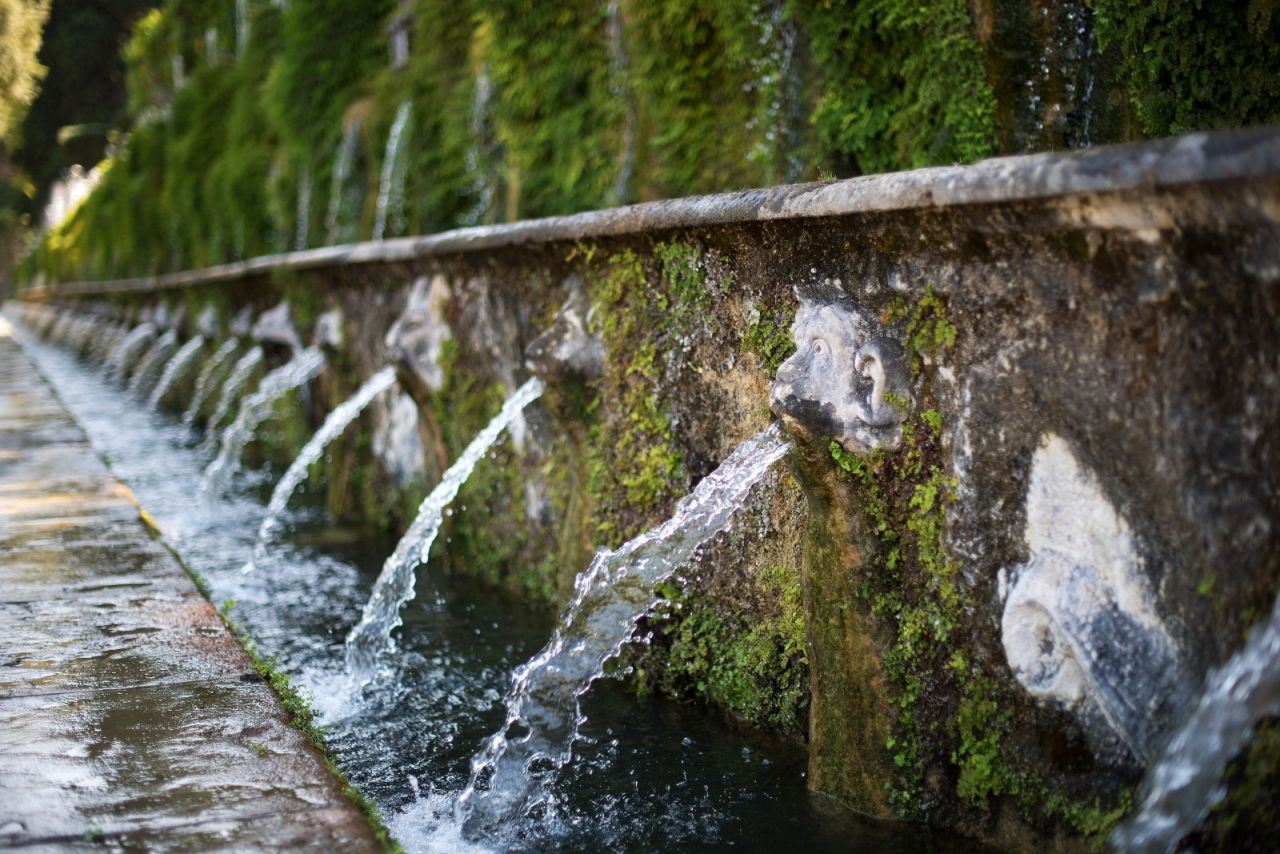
[22,127,1280,848]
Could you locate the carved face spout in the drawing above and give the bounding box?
[769,299,911,453]
[524,275,603,383]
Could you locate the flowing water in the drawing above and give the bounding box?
[184,337,240,425]
[295,167,313,250]
[325,121,363,245]
[106,322,156,382]
[127,329,178,397]
[252,365,398,556]
[148,335,205,408]
[345,377,546,679]
[204,346,326,495]
[456,425,792,840]
[373,101,413,241]
[205,345,264,435]
[1110,592,1280,852]
[7,305,985,853]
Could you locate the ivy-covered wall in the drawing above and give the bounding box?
[19,0,1280,287]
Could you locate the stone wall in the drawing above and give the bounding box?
[23,126,1280,848]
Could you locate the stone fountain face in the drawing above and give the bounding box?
[385,274,453,399]
[229,305,254,338]
[313,308,344,351]
[769,297,911,453]
[524,275,603,383]
[196,305,219,339]
[251,300,303,354]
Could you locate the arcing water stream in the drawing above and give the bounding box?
[184,337,240,425]
[345,377,546,678]
[457,425,793,840]
[149,334,206,408]
[7,306,985,853]
[203,346,327,494]
[251,365,398,559]
[205,345,264,434]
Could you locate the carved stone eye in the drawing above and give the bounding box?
[811,338,828,356]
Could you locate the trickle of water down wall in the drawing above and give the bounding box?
[6,126,1280,853]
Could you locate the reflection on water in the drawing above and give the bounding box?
[13,322,982,853]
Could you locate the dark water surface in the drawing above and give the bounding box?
[13,324,986,852]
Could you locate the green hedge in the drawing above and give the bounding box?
[20,0,1280,285]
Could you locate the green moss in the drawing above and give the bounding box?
[743,300,796,377]
[1195,717,1280,850]
[830,285,1125,841]
[628,562,809,734]
[1091,0,1280,138]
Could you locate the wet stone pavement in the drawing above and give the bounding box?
[0,319,380,851]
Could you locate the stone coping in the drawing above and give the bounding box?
[24,124,1280,299]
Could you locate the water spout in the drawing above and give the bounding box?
[205,345,264,437]
[372,101,413,241]
[1110,593,1280,852]
[148,336,206,409]
[106,322,157,383]
[203,346,326,495]
[184,338,240,426]
[249,366,398,563]
[456,424,791,835]
[325,121,362,246]
[127,330,178,398]
[345,377,545,678]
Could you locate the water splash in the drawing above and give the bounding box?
[345,377,545,678]
[325,121,362,245]
[205,345,264,436]
[250,366,397,562]
[1111,593,1280,852]
[184,338,240,426]
[372,101,413,241]
[148,336,206,409]
[204,346,326,495]
[106,323,156,383]
[127,329,178,397]
[456,425,791,836]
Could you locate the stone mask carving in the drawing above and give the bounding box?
[770,298,911,453]
[196,305,219,340]
[385,274,453,399]
[524,275,603,383]
[313,308,344,351]
[229,306,254,338]
[251,301,303,354]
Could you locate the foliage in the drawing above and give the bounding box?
[477,0,619,219]
[1091,0,1280,137]
[0,0,50,142]
[630,562,809,733]
[792,0,996,175]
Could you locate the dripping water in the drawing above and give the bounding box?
[325,121,363,246]
[106,323,156,383]
[127,329,178,398]
[1111,592,1280,853]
